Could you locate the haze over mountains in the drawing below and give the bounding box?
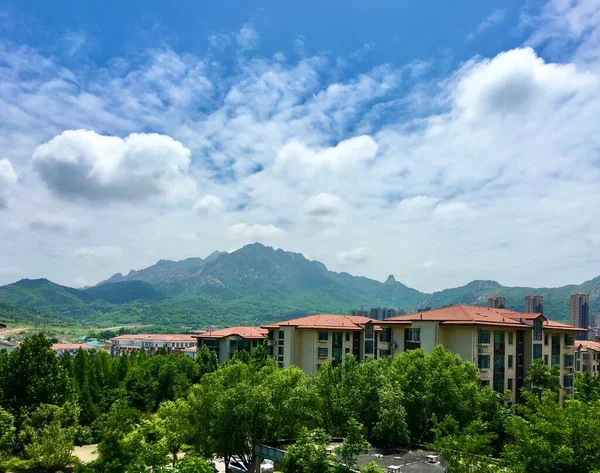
[0,243,598,328]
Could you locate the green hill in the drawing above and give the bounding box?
[0,244,598,328]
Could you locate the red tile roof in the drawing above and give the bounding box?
[194,326,267,340]
[382,305,581,331]
[52,343,96,351]
[577,340,600,352]
[262,314,374,330]
[109,334,197,342]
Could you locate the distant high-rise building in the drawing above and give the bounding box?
[488,296,506,309]
[570,293,590,340]
[349,308,370,317]
[525,295,544,314]
[349,307,396,320]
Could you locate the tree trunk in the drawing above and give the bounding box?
[172,451,177,468]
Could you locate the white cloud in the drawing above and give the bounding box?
[193,195,223,215]
[338,247,371,264]
[229,223,286,241]
[75,246,123,260]
[32,130,196,204]
[236,23,259,51]
[0,158,18,208]
[467,9,506,41]
[303,193,345,224]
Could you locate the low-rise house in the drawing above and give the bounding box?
[194,326,267,363]
[109,334,197,356]
[262,314,376,373]
[52,343,98,357]
[575,340,600,375]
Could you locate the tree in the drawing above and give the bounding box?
[188,360,318,472]
[20,403,80,472]
[524,358,561,400]
[373,384,409,446]
[335,419,370,471]
[283,428,333,473]
[432,418,498,473]
[361,462,385,473]
[155,399,193,467]
[196,345,219,377]
[0,334,76,421]
[502,394,600,473]
[176,455,216,473]
[0,408,15,459]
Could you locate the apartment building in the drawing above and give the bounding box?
[52,343,98,357]
[109,334,197,356]
[262,314,374,373]
[575,340,600,375]
[376,305,581,402]
[570,293,590,339]
[194,326,267,363]
[488,296,506,309]
[525,295,544,314]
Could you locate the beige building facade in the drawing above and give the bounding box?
[194,326,267,363]
[264,306,582,403]
[575,340,600,375]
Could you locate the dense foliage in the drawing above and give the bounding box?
[2,335,600,472]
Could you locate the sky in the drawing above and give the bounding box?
[1,0,600,292]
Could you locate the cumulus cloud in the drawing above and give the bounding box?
[236,23,259,51]
[303,193,345,224]
[193,195,223,215]
[32,130,196,204]
[338,247,371,264]
[0,158,18,208]
[229,223,285,241]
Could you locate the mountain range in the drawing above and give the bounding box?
[0,243,598,329]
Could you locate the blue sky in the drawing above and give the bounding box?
[1,0,600,291]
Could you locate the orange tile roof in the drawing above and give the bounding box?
[577,340,600,352]
[52,343,96,350]
[262,314,374,330]
[382,305,582,331]
[109,334,197,342]
[194,326,267,340]
[382,305,531,328]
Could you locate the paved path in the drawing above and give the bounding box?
[72,444,99,464]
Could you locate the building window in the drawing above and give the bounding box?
[345,348,350,354]
[252,340,258,348]
[268,330,274,341]
[365,340,374,355]
[318,347,328,358]
[332,348,343,362]
[481,380,490,387]
[493,378,505,393]
[533,344,543,359]
[478,330,491,344]
[229,340,238,349]
[533,319,543,341]
[564,334,574,346]
[544,354,549,365]
[478,355,491,369]
[278,362,284,369]
[563,375,574,388]
[278,346,284,356]
[544,334,549,346]
[318,331,329,341]
[365,325,374,339]
[345,332,350,342]
[551,355,560,366]
[564,354,574,367]
[279,331,285,341]
[508,355,513,369]
[508,332,513,345]
[332,332,342,345]
[380,327,392,343]
[406,328,421,342]
[508,378,513,391]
